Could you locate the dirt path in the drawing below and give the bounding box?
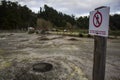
[0,33,120,80]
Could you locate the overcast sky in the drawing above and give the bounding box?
[4,0,120,17]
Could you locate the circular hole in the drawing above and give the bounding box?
[32,62,53,72]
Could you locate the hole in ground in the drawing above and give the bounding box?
[32,62,53,72]
[13,62,53,80]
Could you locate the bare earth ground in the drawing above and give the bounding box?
[0,33,120,80]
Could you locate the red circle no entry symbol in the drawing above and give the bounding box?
[93,11,102,28]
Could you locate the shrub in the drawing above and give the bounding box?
[28,30,35,34]
[79,33,84,37]
[87,34,92,38]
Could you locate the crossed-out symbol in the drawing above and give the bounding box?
[93,11,102,28]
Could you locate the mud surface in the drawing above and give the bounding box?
[0,33,120,80]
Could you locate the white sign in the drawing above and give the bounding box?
[89,7,110,37]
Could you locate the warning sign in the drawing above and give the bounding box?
[93,11,102,28]
[89,7,110,37]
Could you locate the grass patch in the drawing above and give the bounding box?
[0,61,12,70]
[109,30,120,36]
[51,29,120,38]
[50,31,92,38]
[0,49,5,55]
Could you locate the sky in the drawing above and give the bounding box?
[3,0,120,17]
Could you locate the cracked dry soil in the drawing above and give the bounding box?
[0,33,120,80]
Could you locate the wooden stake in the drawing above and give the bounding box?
[93,35,107,80]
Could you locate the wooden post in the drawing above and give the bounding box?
[93,36,107,80]
[92,6,108,80]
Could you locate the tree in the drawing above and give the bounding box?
[37,5,76,28]
[37,18,52,30]
[0,0,37,30]
[110,14,120,30]
[76,16,89,29]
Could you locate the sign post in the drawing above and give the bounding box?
[89,6,110,80]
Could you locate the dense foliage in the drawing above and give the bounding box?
[0,0,36,30]
[0,0,120,30]
[110,14,120,30]
[37,5,75,28]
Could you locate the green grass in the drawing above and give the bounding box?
[0,61,12,70]
[109,30,120,36]
[50,29,120,39]
[50,29,91,38]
